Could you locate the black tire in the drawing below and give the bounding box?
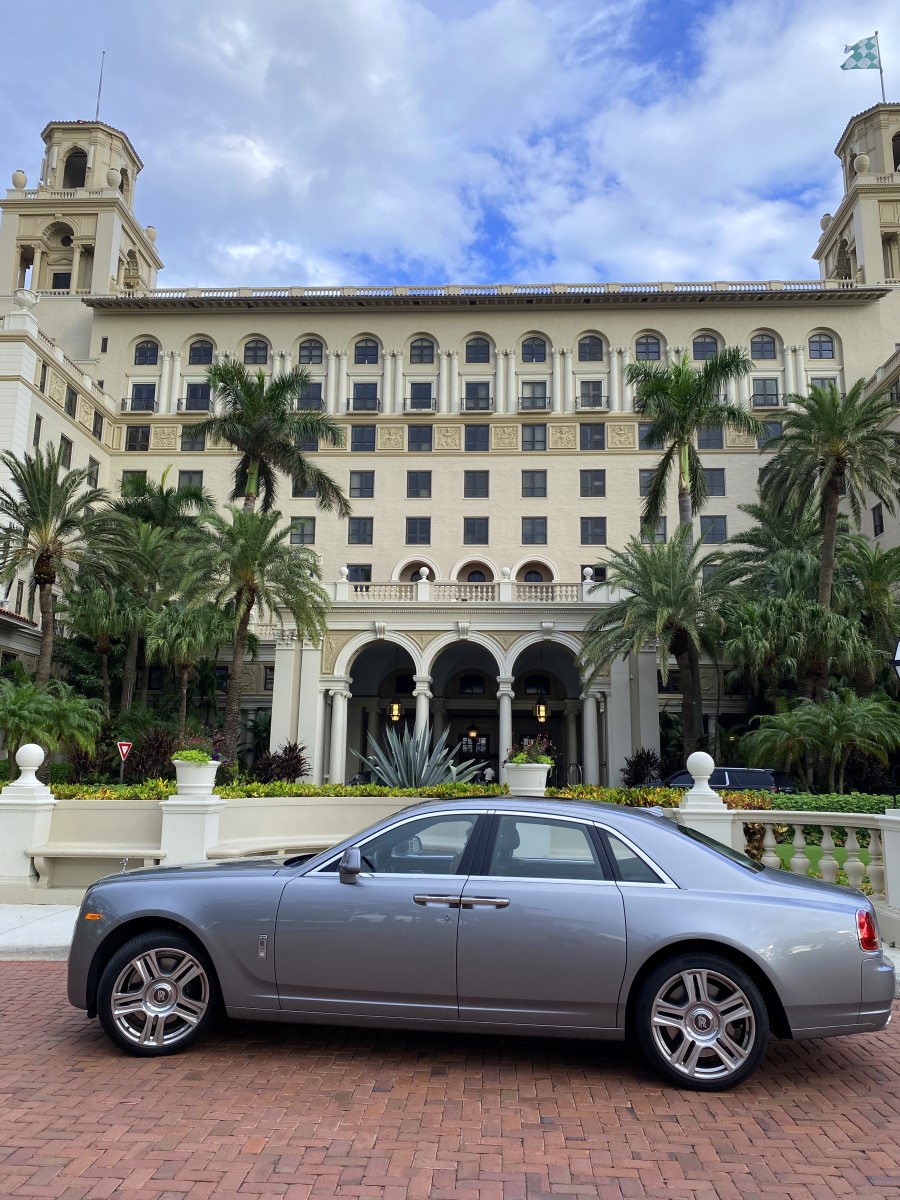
[96,930,221,1057]
[634,953,769,1090]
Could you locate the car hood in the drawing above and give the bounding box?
[96,856,288,885]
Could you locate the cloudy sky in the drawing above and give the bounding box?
[3,0,897,287]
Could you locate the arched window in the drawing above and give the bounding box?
[466,337,490,363]
[410,338,435,364]
[459,673,486,695]
[466,569,486,583]
[299,338,323,364]
[188,339,213,365]
[523,569,543,583]
[243,339,268,365]
[750,334,776,360]
[522,337,547,363]
[635,335,661,361]
[692,335,718,361]
[578,336,603,362]
[524,674,551,694]
[133,340,159,366]
[809,333,835,359]
[354,338,379,365]
[62,150,87,189]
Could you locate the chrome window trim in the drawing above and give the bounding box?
[309,810,482,874]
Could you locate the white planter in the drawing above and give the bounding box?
[505,762,551,797]
[172,759,220,796]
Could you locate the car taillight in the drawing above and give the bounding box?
[857,909,880,952]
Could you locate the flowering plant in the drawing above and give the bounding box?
[171,748,214,764]
[505,735,556,765]
[171,734,221,763]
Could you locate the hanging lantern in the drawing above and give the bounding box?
[533,700,548,724]
[388,700,402,723]
[467,721,479,741]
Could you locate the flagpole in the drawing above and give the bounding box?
[875,31,886,102]
[94,50,106,121]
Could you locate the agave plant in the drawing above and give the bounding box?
[353,724,485,789]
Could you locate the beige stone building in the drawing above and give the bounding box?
[2,107,900,783]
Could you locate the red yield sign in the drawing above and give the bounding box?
[116,741,132,762]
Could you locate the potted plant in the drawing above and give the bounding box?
[504,735,555,797]
[171,745,220,795]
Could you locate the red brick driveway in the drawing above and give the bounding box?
[0,964,898,1200]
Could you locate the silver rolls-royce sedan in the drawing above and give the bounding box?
[67,798,895,1090]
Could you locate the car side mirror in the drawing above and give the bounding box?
[339,846,362,884]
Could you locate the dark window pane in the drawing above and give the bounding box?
[464,517,489,544]
[350,471,375,498]
[408,426,433,452]
[292,477,317,498]
[639,423,663,450]
[464,381,491,410]
[92,411,104,440]
[642,518,667,544]
[522,516,547,544]
[704,468,726,496]
[466,338,490,363]
[578,336,603,362]
[86,457,99,488]
[465,425,489,452]
[348,517,373,544]
[298,338,323,364]
[64,386,78,417]
[809,334,834,359]
[290,517,316,545]
[130,383,157,411]
[697,424,723,449]
[185,382,211,411]
[522,337,546,363]
[873,504,885,537]
[59,436,72,469]
[407,471,432,498]
[243,339,268,365]
[181,426,206,452]
[351,382,379,411]
[409,381,433,409]
[580,423,605,451]
[134,340,158,365]
[264,666,275,691]
[639,468,655,497]
[750,334,776,360]
[188,339,214,365]
[522,424,546,452]
[347,564,372,583]
[699,515,727,544]
[692,336,718,360]
[752,378,780,407]
[758,420,781,449]
[178,470,203,491]
[580,469,605,497]
[409,338,435,364]
[124,426,151,452]
[351,426,376,452]
[635,335,661,361]
[522,470,546,498]
[579,380,604,408]
[354,339,379,364]
[406,517,431,545]
[464,470,489,498]
[581,517,607,545]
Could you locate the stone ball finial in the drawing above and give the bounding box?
[820,213,833,231]
[501,566,511,580]
[106,167,120,188]
[145,225,157,243]
[13,288,39,311]
[16,744,45,771]
[338,566,349,580]
[11,169,26,190]
[854,153,870,174]
[686,750,714,782]
[582,566,594,580]
[417,566,430,580]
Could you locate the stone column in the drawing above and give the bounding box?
[394,349,404,414]
[269,633,300,750]
[676,751,737,847]
[270,350,282,379]
[620,346,633,411]
[793,346,806,395]
[582,692,600,785]
[551,349,563,413]
[563,348,575,412]
[495,350,506,415]
[608,348,620,412]
[157,350,172,415]
[283,349,293,375]
[413,674,432,739]
[325,351,338,414]
[313,686,328,783]
[382,349,394,415]
[607,656,632,785]
[170,351,182,414]
[31,245,43,290]
[337,350,348,413]
[160,787,227,866]
[69,245,82,293]
[783,346,795,397]
[497,676,515,783]
[0,745,57,886]
[564,700,579,778]
[438,350,449,413]
[597,694,608,784]
[328,678,352,783]
[449,350,459,412]
[738,373,751,408]
[432,697,447,741]
[507,349,517,413]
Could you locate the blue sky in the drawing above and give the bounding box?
[2,0,897,287]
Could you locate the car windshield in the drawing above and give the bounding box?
[676,824,764,873]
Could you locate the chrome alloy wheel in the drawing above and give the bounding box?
[649,967,756,1081]
[110,946,210,1049]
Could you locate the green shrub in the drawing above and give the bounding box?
[48,780,508,801]
[769,792,895,815]
[545,784,772,811]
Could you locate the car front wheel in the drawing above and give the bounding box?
[97,930,220,1056]
[635,953,769,1090]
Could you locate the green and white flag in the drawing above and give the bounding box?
[842,36,880,70]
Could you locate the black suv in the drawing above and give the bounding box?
[664,767,778,791]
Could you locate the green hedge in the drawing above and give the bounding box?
[546,785,773,811]
[768,792,895,815]
[49,780,508,801]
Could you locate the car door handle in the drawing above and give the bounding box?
[413,894,462,907]
[460,896,510,908]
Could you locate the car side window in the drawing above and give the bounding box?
[358,814,478,874]
[604,832,665,884]
[486,815,610,881]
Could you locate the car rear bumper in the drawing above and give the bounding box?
[788,954,894,1040]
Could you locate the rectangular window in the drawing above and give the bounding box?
[59,436,72,470]
[464,517,489,544]
[185,383,211,412]
[751,378,780,407]
[350,470,375,498]
[178,470,203,491]
[873,503,885,537]
[697,424,723,449]
[409,382,433,410]
[408,425,433,453]
[702,563,719,584]
[296,431,319,453]
[758,420,781,449]
[582,564,607,584]
[348,517,373,544]
[522,516,547,544]
[580,469,605,497]
[214,665,229,691]
[704,467,726,496]
[522,424,546,452]
[15,582,24,613]
[580,423,605,451]
[32,413,42,448]
[351,425,376,452]
[639,423,663,450]
[406,517,431,545]
[579,380,604,409]
[180,426,206,452]
[464,470,489,498]
[351,382,379,411]
[121,470,147,488]
[86,457,99,488]
[642,518,667,544]
[64,386,78,417]
[520,381,548,410]
[347,564,372,584]
[810,376,836,392]
[100,336,108,353]
[92,410,104,440]
[298,382,323,410]
[581,517,607,545]
[290,516,316,545]
[125,425,151,452]
[130,383,157,412]
[38,363,47,393]
[407,470,432,498]
[522,469,547,498]
[465,425,490,452]
[464,381,491,411]
[264,666,275,691]
[51,271,71,290]
[639,468,655,497]
[292,477,316,498]
[146,665,165,691]
[699,515,727,544]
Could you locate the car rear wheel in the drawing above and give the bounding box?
[635,953,769,1090]
[97,930,220,1056]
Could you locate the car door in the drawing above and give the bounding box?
[274,811,485,1020]
[456,812,627,1030]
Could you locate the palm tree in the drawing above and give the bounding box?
[60,582,134,716]
[0,447,111,683]
[0,677,103,783]
[759,381,900,610]
[625,348,763,543]
[194,360,350,515]
[111,465,212,528]
[718,492,834,600]
[580,526,731,758]
[145,600,234,742]
[198,507,330,764]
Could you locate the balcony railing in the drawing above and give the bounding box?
[575,396,607,410]
[515,582,581,602]
[121,397,158,413]
[433,582,497,602]
[462,397,493,411]
[752,393,781,408]
[404,397,436,411]
[334,577,593,603]
[347,397,381,412]
[177,397,211,412]
[518,397,551,411]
